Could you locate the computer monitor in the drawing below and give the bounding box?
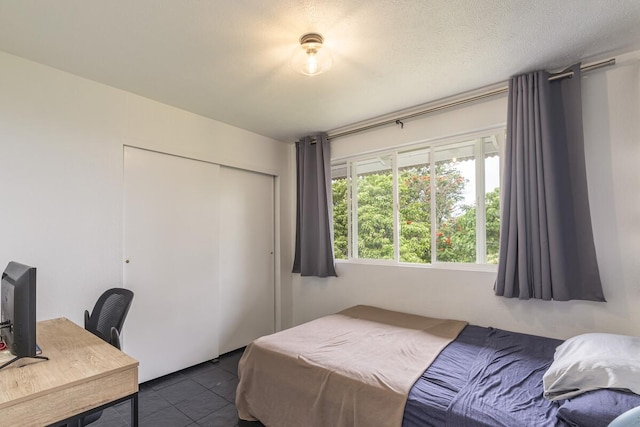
[1,261,43,368]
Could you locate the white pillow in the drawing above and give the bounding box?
[543,332,640,400]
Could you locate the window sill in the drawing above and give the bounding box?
[334,258,498,273]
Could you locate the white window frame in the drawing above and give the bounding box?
[331,127,504,271]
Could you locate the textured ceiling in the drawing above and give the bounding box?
[1,1,639,142]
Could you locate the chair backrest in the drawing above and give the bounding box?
[85,288,134,346]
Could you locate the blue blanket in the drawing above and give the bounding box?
[403,325,640,427]
[403,325,488,427]
[403,326,565,427]
[445,328,564,426]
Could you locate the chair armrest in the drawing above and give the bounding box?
[110,327,121,350]
[84,309,90,329]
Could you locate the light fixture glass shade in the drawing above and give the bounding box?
[291,33,332,76]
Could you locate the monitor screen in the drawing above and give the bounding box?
[1,262,37,358]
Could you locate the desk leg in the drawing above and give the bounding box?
[131,392,139,427]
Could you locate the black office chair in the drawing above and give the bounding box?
[73,288,134,426]
[84,287,134,350]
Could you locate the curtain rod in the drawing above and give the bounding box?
[327,58,616,141]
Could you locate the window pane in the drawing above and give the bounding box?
[331,164,349,259]
[356,156,394,260]
[331,131,502,265]
[398,148,431,264]
[434,142,476,263]
[484,137,500,264]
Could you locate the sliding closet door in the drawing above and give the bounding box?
[219,166,275,354]
[123,147,220,382]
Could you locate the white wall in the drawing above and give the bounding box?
[0,51,294,330]
[2,46,638,345]
[292,51,640,340]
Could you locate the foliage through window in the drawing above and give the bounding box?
[332,133,502,265]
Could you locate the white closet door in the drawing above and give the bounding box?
[123,147,220,382]
[219,166,275,354]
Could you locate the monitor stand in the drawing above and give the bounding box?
[0,354,49,370]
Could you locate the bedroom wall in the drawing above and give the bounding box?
[0,51,294,330]
[292,50,640,340]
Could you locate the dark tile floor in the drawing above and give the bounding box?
[91,348,245,427]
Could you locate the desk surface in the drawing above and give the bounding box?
[0,317,139,426]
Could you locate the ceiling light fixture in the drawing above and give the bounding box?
[291,33,332,76]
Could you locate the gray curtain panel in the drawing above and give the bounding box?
[495,64,605,301]
[293,133,337,277]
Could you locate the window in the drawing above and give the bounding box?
[332,163,349,260]
[332,131,502,266]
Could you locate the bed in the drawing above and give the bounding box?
[236,305,640,427]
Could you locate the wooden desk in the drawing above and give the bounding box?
[0,318,139,427]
